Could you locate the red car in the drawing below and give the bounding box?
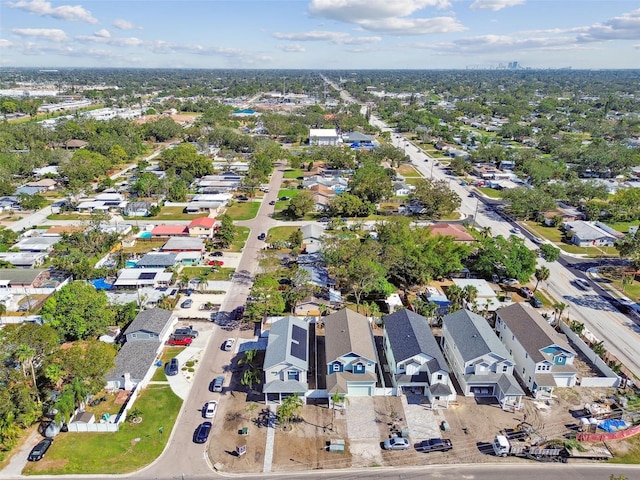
[167,336,193,346]
[208,260,224,267]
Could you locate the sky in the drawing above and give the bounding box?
[1,0,639,70]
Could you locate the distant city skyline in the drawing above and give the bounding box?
[1,0,639,70]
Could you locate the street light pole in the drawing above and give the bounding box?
[473,197,479,228]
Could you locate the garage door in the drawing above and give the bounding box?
[554,376,572,387]
[347,384,373,396]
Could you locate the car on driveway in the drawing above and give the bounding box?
[415,438,453,453]
[211,251,223,257]
[180,299,193,309]
[207,260,224,266]
[174,327,199,338]
[530,296,543,308]
[223,338,235,352]
[28,438,53,461]
[165,358,179,376]
[318,217,330,223]
[382,437,410,450]
[519,286,534,298]
[203,400,218,419]
[167,336,193,346]
[193,421,212,443]
[501,278,519,286]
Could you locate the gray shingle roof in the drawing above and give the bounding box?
[123,307,173,337]
[443,309,511,362]
[497,303,575,363]
[0,268,46,285]
[136,252,177,268]
[263,316,308,371]
[162,237,204,251]
[324,308,376,363]
[106,340,159,383]
[384,309,448,374]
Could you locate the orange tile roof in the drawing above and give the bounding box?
[428,223,475,242]
[188,217,215,228]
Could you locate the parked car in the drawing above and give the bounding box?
[203,400,218,419]
[207,260,224,266]
[193,421,212,443]
[211,251,223,257]
[180,299,193,309]
[167,336,193,346]
[501,278,519,286]
[318,217,330,223]
[258,232,266,240]
[519,286,534,298]
[382,437,410,450]
[223,338,235,352]
[510,227,521,235]
[269,200,276,205]
[165,358,179,376]
[174,328,199,338]
[279,196,290,201]
[574,278,591,290]
[532,236,545,245]
[211,376,224,392]
[415,438,453,453]
[530,297,543,308]
[28,438,53,461]
[237,195,248,201]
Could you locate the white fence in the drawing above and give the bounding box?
[0,315,43,325]
[559,322,620,388]
[375,387,399,396]
[67,422,118,433]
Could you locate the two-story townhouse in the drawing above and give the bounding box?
[188,217,216,238]
[495,303,578,399]
[263,316,309,403]
[324,309,378,397]
[441,309,524,411]
[383,309,455,407]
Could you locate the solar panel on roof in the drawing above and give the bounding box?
[290,324,307,361]
[138,272,157,280]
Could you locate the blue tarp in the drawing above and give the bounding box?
[599,419,627,432]
[92,278,113,290]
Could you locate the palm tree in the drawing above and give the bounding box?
[462,285,478,305]
[533,266,550,293]
[422,301,439,326]
[329,391,349,431]
[553,302,568,322]
[447,285,465,312]
[15,344,38,399]
[277,394,303,429]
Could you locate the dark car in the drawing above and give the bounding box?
[530,297,543,308]
[174,328,199,338]
[194,421,212,443]
[269,200,276,205]
[28,438,53,461]
[415,438,453,453]
[258,232,266,240]
[180,299,193,309]
[165,358,179,376]
[211,251,223,257]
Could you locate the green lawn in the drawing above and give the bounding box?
[609,429,640,464]
[122,239,166,254]
[558,244,619,257]
[229,226,250,252]
[597,269,640,303]
[396,164,421,177]
[277,188,302,199]
[604,220,640,234]
[47,213,89,221]
[404,177,425,186]
[23,384,182,475]
[224,201,260,221]
[522,221,564,243]
[153,206,195,221]
[283,169,305,179]
[181,266,235,281]
[476,187,502,199]
[268,226,300,242]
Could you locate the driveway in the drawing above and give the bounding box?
[345,396,384,466]
[401,393,443,441]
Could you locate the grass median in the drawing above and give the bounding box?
[23,384,182,475]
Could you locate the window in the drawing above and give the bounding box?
[287,370,299,381]
[525,353,528,359]
[331,362,342,373]
[502,365,508,372]
[528,376,531,383]
[437,374,443,380]
[522,367,525,374]
[353,362,365,374]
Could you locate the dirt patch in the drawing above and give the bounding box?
[26,457,68,472]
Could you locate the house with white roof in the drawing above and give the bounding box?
[309,128,339,146]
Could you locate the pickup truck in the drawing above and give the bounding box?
[415,438,453,453]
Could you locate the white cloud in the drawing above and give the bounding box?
[148,40,272,65]
[76,33,144,47]
[0,39,15,48]
[7,0,98,24]
[12,28,68,42]
[578,8,640,42]
[273,30,382,44]
[432,33,579,54]
[113,19,137,30]
[470,0,524,11]
[280,44,306,52]
[309,0,450,23]
[94,29,111,38]
[635,44,640,49]
[359,16,465,35]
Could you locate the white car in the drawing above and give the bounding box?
[510,227,521,235]
[203,400,218,419]
[223,338,235,352]
[532,236,545,244]
[574,278,591,290]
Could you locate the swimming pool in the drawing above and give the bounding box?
[138,231,152,239]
